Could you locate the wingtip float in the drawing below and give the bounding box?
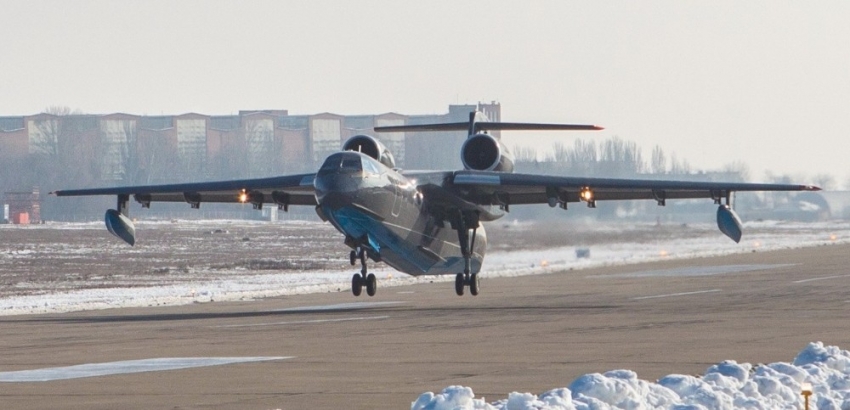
[716,205,743,243]
[104,209,136,246]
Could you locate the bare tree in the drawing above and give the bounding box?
[244,120,282,177]
[561,139,597,176]
[546,141,570,163]
[120,120,141,183]
[764,171,795,207]
[24,106,101,219]
[512,145,537,164]
[599,137,644,177]
[209,127,248,180]
[137,130,181,184]
[669,154,691,175]
[812,174,836,191]
[650,145,666,174]
[720,161,750,183]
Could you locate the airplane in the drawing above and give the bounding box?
[52,111,820,297]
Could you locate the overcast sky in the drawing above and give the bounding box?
[2,1,848,185]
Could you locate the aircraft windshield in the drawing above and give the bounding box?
[318,154,363,174]
[362,158,382,175]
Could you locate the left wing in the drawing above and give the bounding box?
[448,170,820,206]
[51,173,318,245]
[405,170,820,243]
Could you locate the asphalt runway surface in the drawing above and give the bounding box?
[1,243,849,409]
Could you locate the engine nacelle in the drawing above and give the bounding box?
[342,135,396,169]
[461,133,515,172]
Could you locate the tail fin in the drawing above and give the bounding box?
[374,110,603,134]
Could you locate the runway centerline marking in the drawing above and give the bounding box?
[793,274,850,284]
[0,357,289,383]
[632,289,721,300]
[213,315,389,328]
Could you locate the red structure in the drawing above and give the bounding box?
[4,187,40,224]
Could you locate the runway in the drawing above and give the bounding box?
[1,243,849,409]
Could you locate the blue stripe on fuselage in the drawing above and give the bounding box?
[323,205,436,275]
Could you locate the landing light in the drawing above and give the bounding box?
[238,190,248,203]
[580,187,594,202]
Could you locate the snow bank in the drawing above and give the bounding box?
[413,341,850,410]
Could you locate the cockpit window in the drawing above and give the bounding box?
[319,153,363,174]
[362,158,382,175]
[341,157,362,171]
[319,157,339,172]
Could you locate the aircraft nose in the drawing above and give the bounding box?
[314,171,360,208]
[315,152,365,207]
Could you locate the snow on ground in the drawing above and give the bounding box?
[0,220,847,315]
[412,341,850,410]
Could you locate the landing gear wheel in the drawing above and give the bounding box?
[349,250,357,266]
[455,273,465,296]
[469,273,480,296]
[365,273,377,297]
[351,273,363,297]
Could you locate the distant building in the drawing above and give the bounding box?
[0,102,499,182]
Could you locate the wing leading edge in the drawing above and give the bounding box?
[440,170,819,243]
[51,173,317,207]
[449,171,819,206]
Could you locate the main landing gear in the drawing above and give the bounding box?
[350,247,376,297]
[453,211,480,297]
[455,272,479,296]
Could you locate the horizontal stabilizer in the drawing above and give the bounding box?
[375,122,603,133]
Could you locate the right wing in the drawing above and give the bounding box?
[51,173,318,245]
[51,173,318,208]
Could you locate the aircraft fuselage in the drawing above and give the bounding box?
[314,151,489,276]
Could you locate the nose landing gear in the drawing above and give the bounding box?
[350,247,377,297]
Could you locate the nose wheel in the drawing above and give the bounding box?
[350,247,377,297]
[455,273,479,296]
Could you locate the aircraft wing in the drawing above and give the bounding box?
[51,173,318,246]
[51,173,318,207]
[447,170,820,206]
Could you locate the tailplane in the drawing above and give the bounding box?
[374,111,603,135]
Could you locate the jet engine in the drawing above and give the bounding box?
[461,133,515,173]
[342,135,396,169]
